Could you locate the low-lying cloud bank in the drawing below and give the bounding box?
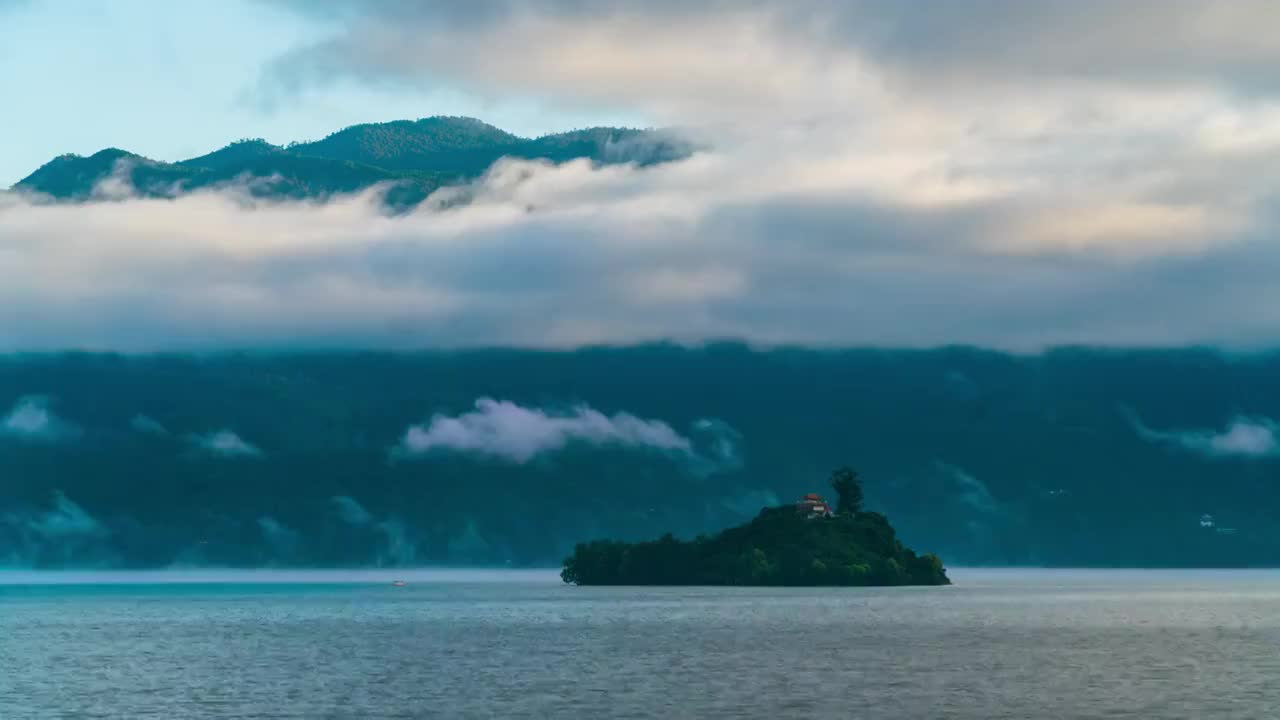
[8,1,1280,351]
[0,390,736,471]
[396,397,737,472]
[1126,408,1279,459]
[3,140,1280,352]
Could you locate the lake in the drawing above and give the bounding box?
[3,568,1279,718]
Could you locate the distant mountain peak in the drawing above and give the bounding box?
[180,138,285,171]
[12,117,689,205]
[90,147,143,161]
[290,115,524,166]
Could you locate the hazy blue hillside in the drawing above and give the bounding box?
[10,117,690,207]
[2,345,1278,569]
[18,149,201,200]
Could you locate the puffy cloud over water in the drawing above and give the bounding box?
[0,396,78,441]
[1126,409,1279,459]
[191,429,262,458]
[396,398,695,463]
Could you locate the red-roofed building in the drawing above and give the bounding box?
[795,493,833,518]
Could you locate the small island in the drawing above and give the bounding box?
[562,468,949,586]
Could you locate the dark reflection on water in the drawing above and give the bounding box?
[3,568,1280,718]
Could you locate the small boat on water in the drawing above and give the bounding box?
[391,580,407,587]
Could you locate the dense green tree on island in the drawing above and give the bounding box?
[829,466,864,515]
[561,467,949,587]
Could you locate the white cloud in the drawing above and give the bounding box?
[396,397,696,463]
[937,462,1002,516]
[130,414,168,435]
[3,137,1280,351]
[331,495,374,526]
[191,429,261,458]
[257,515,299,557]
[4,3,1280,350]
[329,495,418,566]
[0,491,108,567]
[2,397,51,435]
[0,396,78,441]
[22,491,105,538]
[1209,421,1278,456]
[1126,409,1279,459]
[621,267,747,306]
[720,488,780,518]
[262,2,1280,123]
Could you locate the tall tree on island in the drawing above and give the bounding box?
[829,467,864,515]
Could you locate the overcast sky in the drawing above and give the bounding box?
[3,1,1280,351]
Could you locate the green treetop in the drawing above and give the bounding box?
[829,466,864,515]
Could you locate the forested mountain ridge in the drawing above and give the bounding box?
[11,116,691,207]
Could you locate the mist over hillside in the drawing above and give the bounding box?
[2,345,1277,569]
[10,116,691,207]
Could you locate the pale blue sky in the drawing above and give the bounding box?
[0,0,640,186]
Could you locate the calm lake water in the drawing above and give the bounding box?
[3,568,1280,718]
